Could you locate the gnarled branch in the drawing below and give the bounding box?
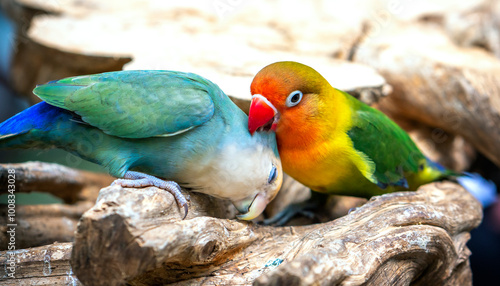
[71,182,481,286]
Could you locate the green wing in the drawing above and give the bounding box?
[346,93,424,188]
[33,70,216,138]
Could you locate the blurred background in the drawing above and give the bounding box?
[0,0,499,284]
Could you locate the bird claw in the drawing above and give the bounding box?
[182,204,189,220]
[116,171,190,220]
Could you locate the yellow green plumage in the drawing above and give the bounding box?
[248,61,460,198]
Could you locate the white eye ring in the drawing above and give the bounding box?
[286,90,303,107]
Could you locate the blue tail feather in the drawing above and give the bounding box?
[0,102,69,147]
[457,172,497,207]
[426,157,497,207]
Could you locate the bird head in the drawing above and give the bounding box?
[232,158,283,220]
[231,132,283,220]
[248,61,330,135]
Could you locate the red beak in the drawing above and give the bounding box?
[248,94,278,135]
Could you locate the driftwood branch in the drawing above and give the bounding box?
[0,242,81,285]
[441,0,500,58]
[0,202,93,250]
[71,182,481,286]
[0,162,112,250]
[355,23,500,167]
[256,182,481,286]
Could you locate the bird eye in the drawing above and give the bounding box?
[268,165,278,184]
[285,90,303,107]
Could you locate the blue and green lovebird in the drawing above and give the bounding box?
[247,61,496,221]
[0,70,283,220]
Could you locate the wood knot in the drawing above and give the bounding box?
[196,239,218,261]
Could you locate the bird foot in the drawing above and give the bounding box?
[262,204,316,226]
[112,171,189,219]
[261,192,328,226]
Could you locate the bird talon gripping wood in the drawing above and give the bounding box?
[112,171,189,219]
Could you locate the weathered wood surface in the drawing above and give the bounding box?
[0,202,93,250]
[438,0,500,57]
[0,162,112,250]
[71,182,481,286]
[355,22,500,167]
[0,242,82,285]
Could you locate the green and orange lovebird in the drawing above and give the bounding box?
[247,61,495,215]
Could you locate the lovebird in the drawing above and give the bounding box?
[0,70,283,220]
[247,61,496,221]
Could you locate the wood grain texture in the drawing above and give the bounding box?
[0,202,93,251]
[0,242,82,285]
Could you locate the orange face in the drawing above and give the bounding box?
[248,61,330,148]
